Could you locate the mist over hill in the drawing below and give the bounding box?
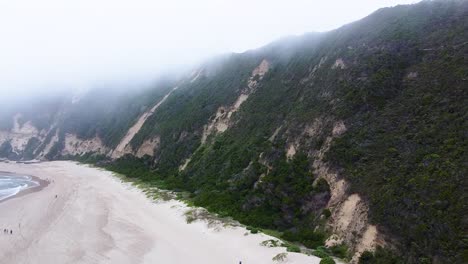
[0,0,466,263]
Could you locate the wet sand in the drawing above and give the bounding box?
[0,173,49,203]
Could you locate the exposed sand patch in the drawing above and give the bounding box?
[313,143,349,209]
[249,59,270,86]
[352,225,379,263]
[178,158,192,171]
[260,151,273,168]
[201,107,228,143]
[305,118,324,137]
[318,56,328,67]
[136,136,160,158]
[0,114,42,155]
[190,69,203,83]
[111,87,178,159]
[269,126,282,142]
[286,144,297,159]
[38,129,59,158]
[332,121,346,136]
[406,71,418,79]
[331,58,346,69]
[202,59,270,143]
[62,133,108,156]
[313,121,349,208]
[312,121,382,262]
[0,161,322,264]
[300,56,328,84]
[233,93,250,110]
[327,193,381,263]
[335,194,361,231]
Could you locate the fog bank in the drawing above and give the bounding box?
[0,0,420,100]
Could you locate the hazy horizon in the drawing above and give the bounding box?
[0,0,421,100]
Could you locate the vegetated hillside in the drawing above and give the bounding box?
[0,0,466,263]
[0,79,177,160]
[109,1,465,263]
[58,79,177,148]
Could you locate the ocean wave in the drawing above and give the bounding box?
[0,174,39,201]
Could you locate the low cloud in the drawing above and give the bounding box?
[0,0,420,99]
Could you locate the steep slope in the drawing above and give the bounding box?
[201,59,270,143]
[111,86,179,159]
[0,114,44,159]
[108,1,466,263]
[0,79,177,160]
[0,1,466,263]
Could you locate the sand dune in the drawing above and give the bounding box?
[0,161,322,264]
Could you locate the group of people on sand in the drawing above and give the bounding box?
[3,229,12,235]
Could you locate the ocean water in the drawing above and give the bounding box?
[0,173,39,201]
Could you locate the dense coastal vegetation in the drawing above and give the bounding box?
[0,1,466,263]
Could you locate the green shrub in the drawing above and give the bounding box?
[320,256,336,264]
[312,250,329,258]
[329,243,348,258]
[260,239,281,247]
[247,226,259,234]
[322,208,331,218]
[282,229,326,248]
[286,244,301,253]
[316,246,328,252]
[359,251,374,263]
[272,253,288,262]
[359,247,403,264]
[315,178,330,193]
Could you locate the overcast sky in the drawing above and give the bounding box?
[0,0,421,99]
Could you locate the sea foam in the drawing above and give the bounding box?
[0,174,39,201]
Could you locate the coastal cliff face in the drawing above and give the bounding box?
[0,1,466,263]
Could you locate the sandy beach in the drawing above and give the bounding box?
[0,161,323,264]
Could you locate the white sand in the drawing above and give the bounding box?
[0,161,322,264]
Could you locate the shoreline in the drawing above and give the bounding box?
[0,161,325,264]
[0,172,49,203]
